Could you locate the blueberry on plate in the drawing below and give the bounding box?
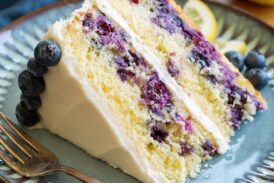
[245,68,269,90]
[225,51,244,71]
[27,58,48,77]
[18,70,45,97]
[34,40,61,67]
[244,51,266,69]
[20,94,41,110]
[16,102,39,127]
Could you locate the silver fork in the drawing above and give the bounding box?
[0,112,101,183]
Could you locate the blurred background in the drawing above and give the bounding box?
[0,0,273,29]
[0,0,57,28]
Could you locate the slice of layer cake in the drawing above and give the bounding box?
[15,0,267,183]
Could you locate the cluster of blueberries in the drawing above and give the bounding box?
[225,51,269,90]
[16,40,61,127]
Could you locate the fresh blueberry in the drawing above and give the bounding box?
[245,68,269,90]
[34,40,61,67]
[16,102,39,127]
[244,51,266,69]
[18,71,45,97]
[20,94,41,110]
[27,58,48,77]
[225,51,244,71]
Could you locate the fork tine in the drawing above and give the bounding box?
[0,136,25,164]
[0,112,39,152]
[0,148,25,175]
[0,123,32,158]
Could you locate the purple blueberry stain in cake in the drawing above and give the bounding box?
[226,85,245,105]
[225,86,247,128]
[151,0,186,34]
[141,73,171,109]
[230,104,244,129]
[95,15,126,52]
[205,75,218,84]
[224,83,264,128]
[97,30,126,52]
[90,38,103,49]
[191,52,211,70]
[179,142,194,156]
[128,51,142,67]
[114,56,129,69]
[95,15,115,36]
[251,95,264,110]
[117,69,136,82]
[191,39,220,66]
[150,124,168,143]
[221,65,239,82]
[82,13,95,32]
[113,52,148,82]
[167,59,179,77]
[155,0,174,14]
[113,54,192,136]
[202,139,218,156]
[151,15,180,34]
[83,14,126,52]
[137,57,147,69]
[174,113,192,133]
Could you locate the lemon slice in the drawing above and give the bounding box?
[214,38,247,54]
[184,0,217,42]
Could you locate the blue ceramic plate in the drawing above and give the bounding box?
[0,1,273,182]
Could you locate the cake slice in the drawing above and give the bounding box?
[15,0,266,183]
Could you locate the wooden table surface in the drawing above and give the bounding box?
[211,0,274,28]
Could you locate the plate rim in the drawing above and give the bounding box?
[0,0,79,34]
[205,0,274,34]
[0,0,273,34]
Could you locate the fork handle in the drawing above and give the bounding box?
[0,176,10,183]
[55,165,101,183]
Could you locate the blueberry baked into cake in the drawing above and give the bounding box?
[15,0,267,182]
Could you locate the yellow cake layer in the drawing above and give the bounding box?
[54,7,218,182]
